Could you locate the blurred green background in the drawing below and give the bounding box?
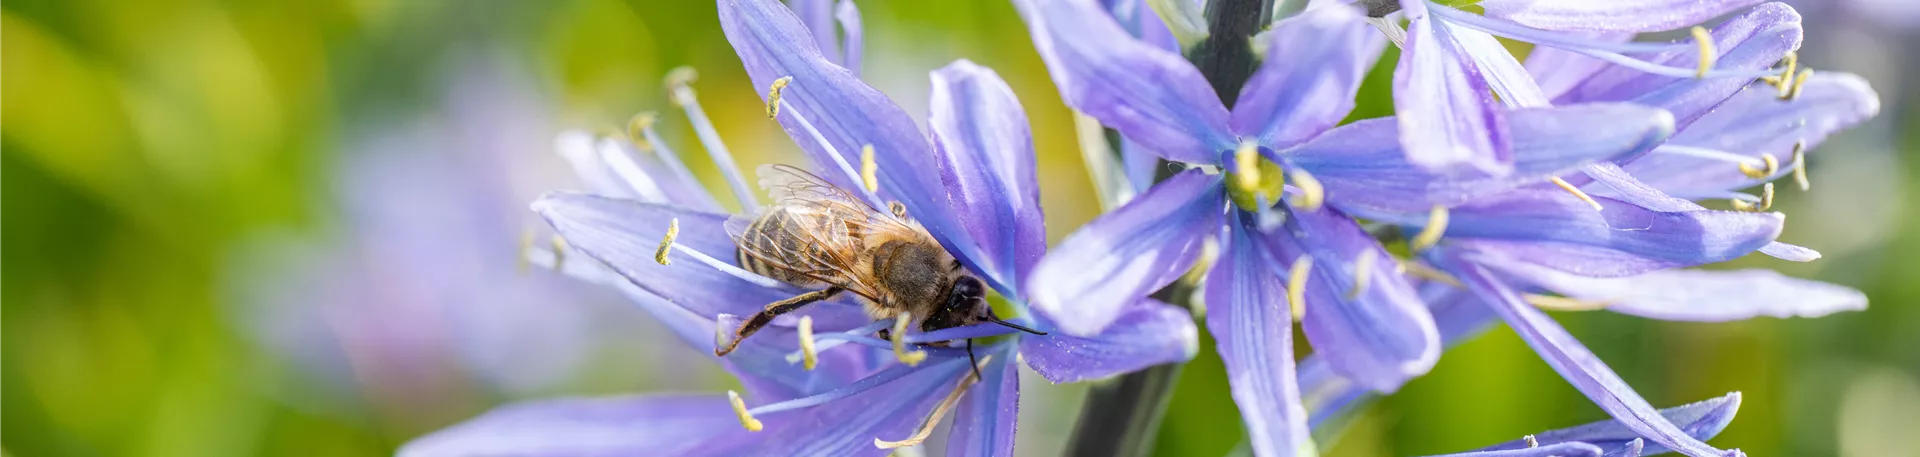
[4,0,1916,456]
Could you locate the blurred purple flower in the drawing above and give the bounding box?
[403,0,1197,455]
[1359,0,1782,175]
[1015,1,1684,454]
[227,58,672,419]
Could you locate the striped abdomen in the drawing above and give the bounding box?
[735,208,853,288]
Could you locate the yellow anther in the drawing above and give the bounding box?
[1234,142,1260,194]
[628,112,659,151]
[1180,236,1221,287]
[1772,52,1800,97]
[517,228,535,273]
[1410,206,1450,252]
[1550,177,1603,212]
[1785,68,1813,100]
[551,235,570,268]
[1226,144,1287,211]
[1759,182,1775,211]
[1739,154,1779,179]
[1400,259,1463,288]
[665,67,700,106]
[1791,142,1811,191]
[727,390,764,432]
[1729,198,1758,212]
[860,144,880,193]
[1288,168,1325,212]
[655,218,679,265]
[1525,435,1540,448]
[875,355,992,449]
[1347,250,1376,300]
[1524,293,1609,311]
[890,313,928,366]
[1691,26,1715,78]
[797,315,818,371]
[1286,257,1313,321]
[766,76,794,119]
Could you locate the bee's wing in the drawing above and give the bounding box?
[724,203,891,304]
[757,164,859,207]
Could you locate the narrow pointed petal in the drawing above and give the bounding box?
[1477,0,1763,33]
[1577,163,1817,265]
[1206,220,1315,457]
[1396,15,1513,176]
[710,356,974,457]
[788,0,840,64]
[929,60,1047,293]
[1020,298,1201,383]
[398,394,746,457]
[1475,393,1744,457]
[947,354,1019,457]
[1026,171,1224,336]
[1264,206,1440,392]
[1230,4,1384,149]
[1446,257,1743,457]
[1421,442,1604,457]
[835,0,863,75]
[1303,281,1500,429]
[1525,33,1634,99]
[1446,22,1552,107]
[1484,262,1867,322]
[1014,0,1234,164]
[532,192,870,327]
[1625,73,1880,198]
[1440,190,1783,277]
[1555,4,1802,129]
[720,0,991,284]
[1289,103,1674,217]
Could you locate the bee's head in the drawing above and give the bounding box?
[942,276,1045,336]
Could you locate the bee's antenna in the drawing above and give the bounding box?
[985,316,1048,335]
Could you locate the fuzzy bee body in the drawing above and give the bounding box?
[714,165,996,356]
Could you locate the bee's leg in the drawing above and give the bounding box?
[715,287,843,356]
[966,339,980,378]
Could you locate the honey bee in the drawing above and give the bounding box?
[715,164,1042,365]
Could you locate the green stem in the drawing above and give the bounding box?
[1064,1,1273,455]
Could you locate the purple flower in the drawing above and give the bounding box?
[1362,0,1789,175]
[1015,1,1681,454]
[228,58,661,419]
[403,0,1197,455]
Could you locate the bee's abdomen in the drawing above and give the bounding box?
[736,209,838,287]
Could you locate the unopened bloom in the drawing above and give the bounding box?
[404,0,1196,455]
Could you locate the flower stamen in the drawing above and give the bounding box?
[798,315,819,371]
[1760,182,1775,211]
[766,76,794,119]
[1786,68,1813,100]
[1524,293,1609,311]
[1791,141,1811,191]
[1739,153,1779,179]
[1550,177,1603,211]
[1690,26,1715,78]
[764,78,884,208]
[1286,257,1313,321]
[1288,168,1325,211]
[655,218,679,265]
[860,144,879,193]
[874,355,992,449]
[665,66,758,212]
[1410,206,1450,252]
[627,112,659,151]
[1400,259,1463,288]
[728,390,764,432]
[1524,435,1539,448]
[1347,250,1376,300]
[891,313,928,366]
[551,235,570,268]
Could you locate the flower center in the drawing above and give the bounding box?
[1225,143,1288,212]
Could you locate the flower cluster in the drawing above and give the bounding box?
[402,0,1878,456]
